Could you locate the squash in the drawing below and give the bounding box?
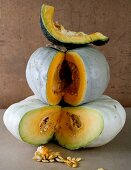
[3,95,61,145]
[40,4,109,47]
[55,95,126,150]
[26,46,110,106]
[3,95,126,149]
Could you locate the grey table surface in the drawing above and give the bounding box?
[0,108,131,170]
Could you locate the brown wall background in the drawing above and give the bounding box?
[0,0,131,108]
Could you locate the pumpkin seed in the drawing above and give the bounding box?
[55,158,64,162]
[72,163,78,168]
[42,160,49,163]
[67,156,71,160]
[49,159,55,162]
[48,155,55,160]
[72,157,76,161]
[58,155,64,160]
[76,157,81,162]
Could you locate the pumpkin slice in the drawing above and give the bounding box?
[3,95,61,145]
[55,95,126,150]
[55,107,104,150]
[26,46,110,106]
[40,4,109,47]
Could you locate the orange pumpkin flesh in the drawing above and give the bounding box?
[46,51,87,106]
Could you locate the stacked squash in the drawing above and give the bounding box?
[3,4,126,150]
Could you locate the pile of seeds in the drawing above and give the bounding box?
[33,146,81,168]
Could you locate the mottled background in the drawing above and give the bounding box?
[0,0,131,108]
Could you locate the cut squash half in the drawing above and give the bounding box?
[55,107,104,150]
[19,106,61,145]
[47,50,87,105]
[26,46,110,106]
[40,4,109,46]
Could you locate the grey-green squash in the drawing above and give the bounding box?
[26,46,110,106]
[3,95,126,149]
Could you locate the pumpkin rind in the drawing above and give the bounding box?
[40,4,109,47]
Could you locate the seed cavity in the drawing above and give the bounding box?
[66,62,79,96]
[66,112,81,131]
[39,117,49,133]
[53,60,79,96]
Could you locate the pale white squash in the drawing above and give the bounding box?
[3,95,126,148]
[26,46,110,106]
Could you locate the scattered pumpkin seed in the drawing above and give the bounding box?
[58,155,64,160]
[55,158,64,162]
[67,156,71,160]
[42,160,49,163]
[72,163,78,168]
[48,155,54,160]
[49,159,55,162]
[33,145,82,168]
[76,157,81,162]
[72,157,76,161]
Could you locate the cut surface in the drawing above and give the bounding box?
[64,52,87,106]
[46,50,87,106]
[55,107,104,150]
[40,4,109,46]
[46,51,64,105]
[19,106,61,145]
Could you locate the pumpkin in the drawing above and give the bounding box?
[3,95,61,145]
[55,95,126,150]
[3,95,126,149]
[26,46,110,106]
[40,4,109,47]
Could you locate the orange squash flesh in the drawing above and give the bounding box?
[46,51,87,106]
[64,52,87,105]
[46,52,64,105]
[55,107,103,150]
[19,106,61,145]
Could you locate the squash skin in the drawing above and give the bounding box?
[3,96,46,140]
[67,46,110,104]
[82,95,126,147]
